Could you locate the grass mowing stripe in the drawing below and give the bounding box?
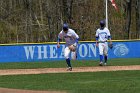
[0,58,139,69]
[0,70,140,93]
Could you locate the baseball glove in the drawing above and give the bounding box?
[109,43,113,49]
[69,44,76,52]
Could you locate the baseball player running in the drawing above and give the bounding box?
[57,23,79,71]
[95,20,112,66]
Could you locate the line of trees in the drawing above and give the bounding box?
[0,0,140,43]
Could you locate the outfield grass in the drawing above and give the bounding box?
[0,58,139,93]
[0,71,140,93]
[0,58,139,69]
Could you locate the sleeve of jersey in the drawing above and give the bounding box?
[95,30,99,40]
[72,30,79,39]
[75,34,79,39]
[57,32,63,42]
[74,33,79,43]
[72,30,79,43]
[107,29,111,39]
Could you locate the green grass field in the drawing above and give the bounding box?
[0,58,139,93]
[0,71,140,93]
[0,58,139,69]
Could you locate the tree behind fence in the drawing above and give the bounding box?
[0,0,139,43]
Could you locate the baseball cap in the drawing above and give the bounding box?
[63,23,68,31]
[100,20,105,27]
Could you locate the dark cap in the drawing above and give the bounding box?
[63,23,68,31]
[100,20,105,27]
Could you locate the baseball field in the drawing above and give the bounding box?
[0,58,140,93]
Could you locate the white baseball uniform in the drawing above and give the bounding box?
[95,27,111,56]
[58,28,79,60]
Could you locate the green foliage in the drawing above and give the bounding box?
[0,0,139,43]
[0,22,17,43]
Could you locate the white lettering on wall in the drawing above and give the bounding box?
[88,44,96,57]
[49,45,58,58]
[79,44,88,57]
[24,46,35,59]
[24,44,97,60]
[59,45,65,58]
[37,46,48,59]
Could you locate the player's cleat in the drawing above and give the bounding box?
[67,67,72,71]
[104,63,107,66]
[99,62,103,66]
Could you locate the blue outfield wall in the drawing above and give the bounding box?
[0,40,140,62]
